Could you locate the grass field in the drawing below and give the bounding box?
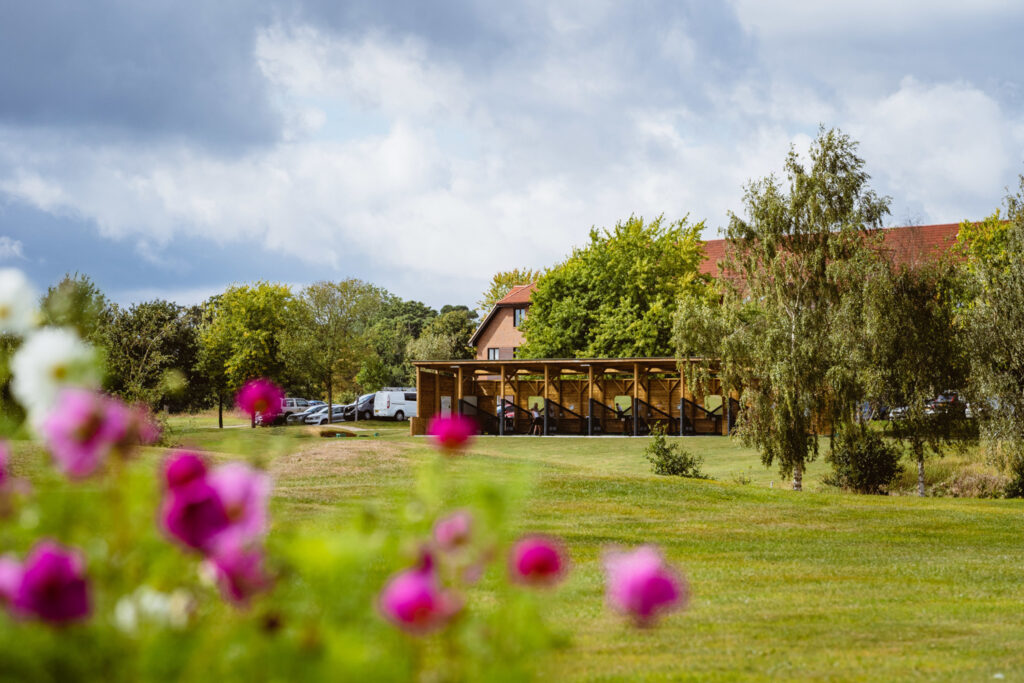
[14,412,1024,680]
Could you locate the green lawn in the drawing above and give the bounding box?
[149,418,1024,681]
[12,418,1023,680]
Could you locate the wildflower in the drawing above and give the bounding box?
[0,268,38,336]
[427,414,477,453]
[510,536,567,587]
[207,463,270,543]
[13,541,91,624]
[161,478,231,552]
[433,510,473,552]
[112,402,160,455]
[11,327,101,424]
[378,553,461,634]
[163,451,208,490]
[205,533,271,605]
[41,389,128,478]
[603,546,687,627]
[236,379,285,422]
[0,555,23,605]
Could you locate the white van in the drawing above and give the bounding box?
[373,388,417,421]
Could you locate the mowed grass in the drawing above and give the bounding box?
[15,416,1024,681]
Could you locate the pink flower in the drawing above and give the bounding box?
[0,555,23,605]
[427,414,477,453]
[205,533,271,605]
[112,402,161,453]
[164,451,208,490]
[207,463,270,543]
[378,553,461,634]
[510,536,568,587]
[41,389,128,478]
[604,546,688,627]
[236,379,285,421]
[161,479,231,552]
[433,510,473,552]
[13,541,91,624]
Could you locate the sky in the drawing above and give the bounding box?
[1,0,1022,310]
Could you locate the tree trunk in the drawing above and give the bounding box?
[218,395,223,429]
[327,382,333,425]
[792,461,803,491]
[917,454,926,497]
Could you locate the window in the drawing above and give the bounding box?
[512,347,519,358]
[487,347,500,360]
[404,392,416,401]
[513,307,526,327]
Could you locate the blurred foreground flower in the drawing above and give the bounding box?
[236,379,284,422]
[604,546,687,627]
[0,268,37,336]
[41,389,127,478]
[427,414,477,453]
[207,462,270,543]
[433,509,473,552]
[510,536,567,587]
[206,533,272,605]
[11,327,101,423]
[379,553,462,634]
[0,556,22,605]
[10,541,91,624]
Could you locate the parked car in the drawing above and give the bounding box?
[344,394,375,421]
[373,388,417,421]
[300,404,329,424]
[287,405,325,425]
[889,405,909,421]
[924,392,962,416]
[281,397,312,417]
[307,404,345,425]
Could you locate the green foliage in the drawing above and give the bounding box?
[962,177,1024,477]
[824,424,903,494]
[40,273,113,346]
[644,424,707,478]
[521,214,709,358]
[280,280,386,407]
[357,298,438,390]
[104,300,208,411]
[406,308,477,361]
[477,268,542,314]
[198,283,293,394]
[676,127,891,490]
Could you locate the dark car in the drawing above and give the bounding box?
[344,394,375,421]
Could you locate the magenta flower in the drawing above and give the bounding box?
[0,555,23,605]
[207,463,270,543]
[164,451,208,490]
[41,389,128,478]
[433,510,473,552]
[112,402,161,453]
[427,414,477,453]
[378,553,461,634]
[510,536,568,587]
[13,541,90,624]
[161,479,231,551]
[236,379,285,421]
[604,546,688,627]
[206,533,271,605]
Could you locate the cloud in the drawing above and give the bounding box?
[0,236,25,260]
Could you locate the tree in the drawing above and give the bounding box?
[357,297,438,390]
[675,128,890,490]
[856,259,973,496]
[41,273,113,347]
[198,283,292,425]
[280,280,385,422]
[521,215,708,358]
[406,307,477,361]
[477,268,542,314]
[962,178,1024,486]
[104,300,207,411]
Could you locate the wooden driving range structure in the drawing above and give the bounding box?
[411,357,737,437]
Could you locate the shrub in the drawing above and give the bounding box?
[1004,454,1024,498]
[825,425,903,494]
[645,425,707,479]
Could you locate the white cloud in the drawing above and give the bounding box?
[0,236,25,260]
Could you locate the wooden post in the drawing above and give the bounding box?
[456,366,464,415]
[587,365,594,436]
[499,364,506,436]
[543,364,550,436]
[433,371,441,415]
[632,362,639,437]
[416,367,424,421]
[679,367,685,436]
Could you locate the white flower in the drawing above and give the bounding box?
[10,327,102,423]
[0,269,38,335]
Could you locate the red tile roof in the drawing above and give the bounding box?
[699,223,962,276]
[496,283,537,306]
